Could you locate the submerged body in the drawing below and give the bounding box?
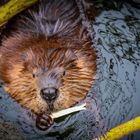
[0,0,96,129]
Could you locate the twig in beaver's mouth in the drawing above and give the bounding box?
[36,103,86,130]
[50,103,86,119]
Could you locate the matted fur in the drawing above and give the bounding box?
[0,0,96,115]
[17,0,81,38]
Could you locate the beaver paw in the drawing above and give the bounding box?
[36,114,54,130]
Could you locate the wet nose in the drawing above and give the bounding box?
[40,87,58,102]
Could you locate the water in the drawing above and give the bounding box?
[0,1,140,140]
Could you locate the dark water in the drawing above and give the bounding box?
[0,1,140,140]
[93,2,140,139]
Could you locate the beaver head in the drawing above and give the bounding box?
[0,34,96,128]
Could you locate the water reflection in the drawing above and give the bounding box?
[93,3,140,139]
[0,1,140,140]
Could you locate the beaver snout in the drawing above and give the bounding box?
[40,87,58,103]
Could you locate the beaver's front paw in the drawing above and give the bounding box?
[36,114,54,130]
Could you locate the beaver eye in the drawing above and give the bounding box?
[32,73,36,78]
[70,64,76,67]
[63,71,66,76]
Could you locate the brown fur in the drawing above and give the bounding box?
[0,0,96,116]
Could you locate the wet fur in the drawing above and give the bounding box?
[0,0,96,115]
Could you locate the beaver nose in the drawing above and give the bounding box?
[40,87,58,102]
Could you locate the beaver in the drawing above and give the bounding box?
[0,0,96,130]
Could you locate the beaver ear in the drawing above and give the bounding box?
[65,49,78,61]
[21,48,35,62]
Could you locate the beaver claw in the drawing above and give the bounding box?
[36,114,54,130]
